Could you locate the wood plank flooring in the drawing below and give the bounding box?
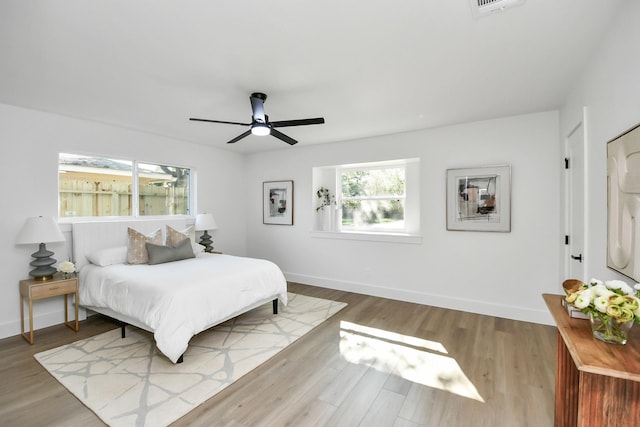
[0,283,557,426]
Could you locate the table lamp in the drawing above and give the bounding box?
[195,213,218,253]
[16,216,65,280]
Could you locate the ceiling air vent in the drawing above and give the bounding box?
[470,0,526,19]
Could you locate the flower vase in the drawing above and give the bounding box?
[324,208,333,231]
[317,208,332,231]
[589,314,633,345]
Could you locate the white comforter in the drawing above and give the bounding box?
[79,253,288,363]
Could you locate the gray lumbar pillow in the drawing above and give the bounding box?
[146,238,195,265]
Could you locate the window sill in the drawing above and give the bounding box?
[310,230,422,244]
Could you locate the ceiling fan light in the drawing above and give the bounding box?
[251,123,271,136]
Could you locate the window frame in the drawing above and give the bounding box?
[312,158,421,243]
[136,161,192,217]
[58,152,195,221]
[339,163,407,233]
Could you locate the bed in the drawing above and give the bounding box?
[72,219,288,363]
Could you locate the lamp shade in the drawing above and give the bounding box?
[16,216,65,244]
[195,213,218,231]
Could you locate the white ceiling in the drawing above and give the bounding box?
[0,0,627,153]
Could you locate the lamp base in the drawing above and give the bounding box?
[198,230,214,253]
[29,243,57,281]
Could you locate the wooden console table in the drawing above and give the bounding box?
[543,294,640,427]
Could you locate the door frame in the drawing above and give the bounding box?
[563,107,588,283]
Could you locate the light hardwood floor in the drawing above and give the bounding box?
[0,283,557,426]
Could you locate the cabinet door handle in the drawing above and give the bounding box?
[570,254,583,263]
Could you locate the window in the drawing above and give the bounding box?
[58,153,191,218]
[341,166,406,231]
[137,162,190,216]
[313,158,420,239]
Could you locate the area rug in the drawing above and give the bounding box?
[34,292,346,427]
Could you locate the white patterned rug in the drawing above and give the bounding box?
[34,293,346,427]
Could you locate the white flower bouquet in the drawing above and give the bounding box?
[57,261,76,277]
[565,278,640,344]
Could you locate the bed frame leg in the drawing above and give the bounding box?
[120,322,126,338]
[272,299,278,314]
[177,354,184,364]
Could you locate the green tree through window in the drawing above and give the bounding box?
[341,167,405,229]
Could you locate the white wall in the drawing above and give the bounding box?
[559,1,640,284]
[3,2,635,340]
[0,103,247,339]
[245,111,561,325]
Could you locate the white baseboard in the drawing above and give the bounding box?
[285,272,554,326]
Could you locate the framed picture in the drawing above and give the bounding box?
[263,180,294,225]
[607,123,640,281]
[446,165,511,232]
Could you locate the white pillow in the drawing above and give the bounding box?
[86,246,128,267]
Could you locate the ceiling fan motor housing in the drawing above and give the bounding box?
[251,92,267,102]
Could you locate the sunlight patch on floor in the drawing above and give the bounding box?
[339,321,485,402]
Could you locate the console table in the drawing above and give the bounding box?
[543,294,640,427]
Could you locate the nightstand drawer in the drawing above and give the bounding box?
[28,280,77,299]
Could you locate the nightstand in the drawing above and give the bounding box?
[19,273,79,344]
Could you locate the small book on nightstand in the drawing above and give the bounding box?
[561,298,590,319]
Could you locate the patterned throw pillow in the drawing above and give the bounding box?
[127,227,163,264]
[166,225,203,254]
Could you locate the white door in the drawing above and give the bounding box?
[567,122,585,281]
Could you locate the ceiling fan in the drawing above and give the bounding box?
[189,92,325,145]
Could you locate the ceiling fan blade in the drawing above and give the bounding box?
[190,118,251,126]
[227,130,252,144]
[270,128,298,145]
[270,117,325,128]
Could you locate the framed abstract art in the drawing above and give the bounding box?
[446,165,511,232]
[263,180,294,225]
